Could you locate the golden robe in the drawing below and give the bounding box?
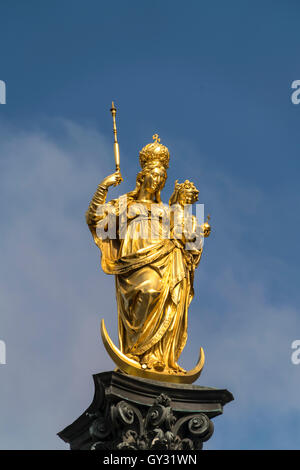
[90,196,202,372]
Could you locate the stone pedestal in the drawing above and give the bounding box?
[58,371,233,450]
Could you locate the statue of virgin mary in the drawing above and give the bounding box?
[86,136,204,376]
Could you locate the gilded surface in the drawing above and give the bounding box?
[86,131,210,382]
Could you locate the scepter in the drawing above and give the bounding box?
[110,101,121,173]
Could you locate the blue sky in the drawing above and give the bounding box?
[0,0,300,449]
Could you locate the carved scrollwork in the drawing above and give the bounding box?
[146,404,167,428]
[173,412,214,448]
[89,414,111,440]
[145,393,176,431]
[188,414,211,437]
[115,400,135,425]
[86,383,214,450]
[110,400,144,441]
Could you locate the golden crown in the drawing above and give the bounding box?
[139,134,170,170]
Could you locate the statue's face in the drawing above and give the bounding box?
[178,189,198,206]
[142,167,166,194]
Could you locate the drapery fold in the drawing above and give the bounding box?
[92,198,201,371]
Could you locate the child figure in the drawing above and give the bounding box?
[169,180,211,250]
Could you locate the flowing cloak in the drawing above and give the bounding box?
[90,195,202,369]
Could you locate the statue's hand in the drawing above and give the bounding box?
[101,169,123,188]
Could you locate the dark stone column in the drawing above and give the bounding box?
[58,371,233,450]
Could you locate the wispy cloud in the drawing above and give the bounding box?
[171,138,300,449]
[0,120,118,449]
[0,122,299,449]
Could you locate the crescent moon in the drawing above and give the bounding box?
[100,319,205,384]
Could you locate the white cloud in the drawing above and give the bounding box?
[0,120,117,449]
[0,123,299,449]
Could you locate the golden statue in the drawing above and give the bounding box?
[86,105,211,384]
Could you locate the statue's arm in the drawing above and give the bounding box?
[85,170,122,233]
[85,183,108,230]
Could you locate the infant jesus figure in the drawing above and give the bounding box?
[169,179,210,253]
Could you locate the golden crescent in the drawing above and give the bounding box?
[100,319,205,384]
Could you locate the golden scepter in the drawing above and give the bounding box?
[110,101,121,175]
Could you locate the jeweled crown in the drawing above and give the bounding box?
[139,134,170,170]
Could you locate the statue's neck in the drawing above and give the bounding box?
[137,187,157,203]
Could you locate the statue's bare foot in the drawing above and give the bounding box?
[140,359,165,371]
[152,361,165,372]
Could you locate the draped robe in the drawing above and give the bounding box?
[90,195,202,371]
